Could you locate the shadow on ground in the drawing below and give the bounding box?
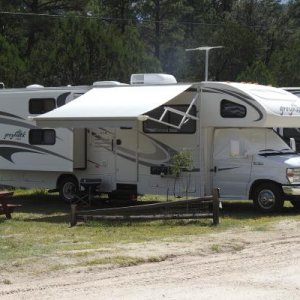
[4,193,300,224]
[221,200,300,219]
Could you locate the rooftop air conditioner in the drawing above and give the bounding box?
[130,73,177,85]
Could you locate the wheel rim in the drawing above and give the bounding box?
[257,189,276,209]
[63,182,76,200]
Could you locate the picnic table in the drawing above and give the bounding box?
[0,191,20,219]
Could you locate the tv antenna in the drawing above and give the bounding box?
[185,46,224,81]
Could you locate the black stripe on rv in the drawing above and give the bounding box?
[0,141,72,163]
[0,147,41,162]
[217,167,240,171]
[205,87,264,121]
[0,117,36,129]
[57,92,71,107]
[0,111,24,120]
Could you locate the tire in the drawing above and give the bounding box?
[253,183,284,212]
[59,176,78,203]
[290,200,300,210]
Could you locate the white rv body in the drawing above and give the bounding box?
[276,88,300,153]
[2,76,300,211]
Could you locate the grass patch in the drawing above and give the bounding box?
[0,189,299,273]
[83,255,168,268]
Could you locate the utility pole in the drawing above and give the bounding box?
[185,46,224,81]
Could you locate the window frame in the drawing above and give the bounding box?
[29,98,56,114]
[29,129,56,145]
[220,99,247,118]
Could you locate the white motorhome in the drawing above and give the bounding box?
[276,88,300,152]
[1,75,300,212]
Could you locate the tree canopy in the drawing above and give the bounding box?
[0,0,299,87]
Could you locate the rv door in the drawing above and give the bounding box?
[212,129,252,199]
[88,128,138,187]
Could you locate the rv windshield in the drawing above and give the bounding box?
[256,129,296,156]
[244,128,296,156]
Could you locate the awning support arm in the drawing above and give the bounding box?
[141,93,199,130]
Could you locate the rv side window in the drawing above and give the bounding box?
[143,105,196,134]
[29,129,56,145]
[29,98,56,114]
[281,128,300,139]
[221,100,246,118]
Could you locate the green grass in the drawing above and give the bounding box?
[1,189,300,274]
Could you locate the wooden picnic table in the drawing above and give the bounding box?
[0,191,20,219]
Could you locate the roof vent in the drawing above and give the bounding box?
[93,81,126,87]
[26,84,44,89]
[130,73,177,85]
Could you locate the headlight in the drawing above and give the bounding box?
[286,168,300,184]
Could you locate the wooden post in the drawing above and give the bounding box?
[0,191,14,219]
[212,188,220,225]
[70,204,77,227]
[1,200,11,219]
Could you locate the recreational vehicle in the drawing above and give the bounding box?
[276,88,300,152]
[1,75,300,212]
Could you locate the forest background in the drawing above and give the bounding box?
[0,0,299,88]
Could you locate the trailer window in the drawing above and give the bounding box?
[221,100,246,118]
[29,129,56,145]
[29,98,56,114]
[143,105,196,134]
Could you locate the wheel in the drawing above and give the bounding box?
[290,200,300,210]
[253,183,284,212]
[59,176,78,203]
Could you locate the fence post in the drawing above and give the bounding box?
[70,204,77,227]
[212,188,220,225]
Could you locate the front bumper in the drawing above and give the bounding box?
[282,185,300,196]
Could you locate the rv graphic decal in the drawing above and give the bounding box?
[0,147,41,162]
[279,104,300,116]
[0,111,24,120]
[3,130,26,140]
[89,130,178,168]
[0,141,72,163]
[207,88,264,121]
[57,92,72,107]
[0,116,36,129]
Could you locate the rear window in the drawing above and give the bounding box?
[29,98,56,114]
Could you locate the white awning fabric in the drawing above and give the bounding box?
[33,84,192,128]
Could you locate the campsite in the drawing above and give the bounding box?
[1,1,300,299]
[0,189,300,299]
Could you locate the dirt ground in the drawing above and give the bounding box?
[1,220,300,300]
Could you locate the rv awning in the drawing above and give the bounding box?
[33,84,192,128]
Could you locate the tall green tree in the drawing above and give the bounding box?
[134,0,192,76]
[0,34,25,87]
[237,60,275,85]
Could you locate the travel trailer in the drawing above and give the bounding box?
[1,75,300,212]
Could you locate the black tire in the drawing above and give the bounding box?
[59,176,78,203]
[290,200,300,210]
[253,183,284,212]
